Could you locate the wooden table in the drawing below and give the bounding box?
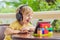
[12,32,60,40]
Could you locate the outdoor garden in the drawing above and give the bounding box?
[0,0,60,32]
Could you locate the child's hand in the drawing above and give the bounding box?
[28,28,34,32]
[19,27,29,33]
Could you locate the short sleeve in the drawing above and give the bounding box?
[9,21,18,30]
[9,21,22,30]
[9,23,15,30]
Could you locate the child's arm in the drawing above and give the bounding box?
[4,27,20,35]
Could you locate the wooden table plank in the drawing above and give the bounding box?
[12,32,60,40]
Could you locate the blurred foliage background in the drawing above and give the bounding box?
[0,0,60,13]
[0,0,60,32]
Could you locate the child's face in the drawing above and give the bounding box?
[23,11,33,24]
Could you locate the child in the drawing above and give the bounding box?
[4,4,35,40]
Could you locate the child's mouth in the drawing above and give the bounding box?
[26,20,29,22]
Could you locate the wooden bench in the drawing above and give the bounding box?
[0,11,60,19]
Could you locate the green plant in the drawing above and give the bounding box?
[0,0,60,13]
[52,20,60,32]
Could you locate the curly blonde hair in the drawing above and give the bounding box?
[16,4,33,14]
